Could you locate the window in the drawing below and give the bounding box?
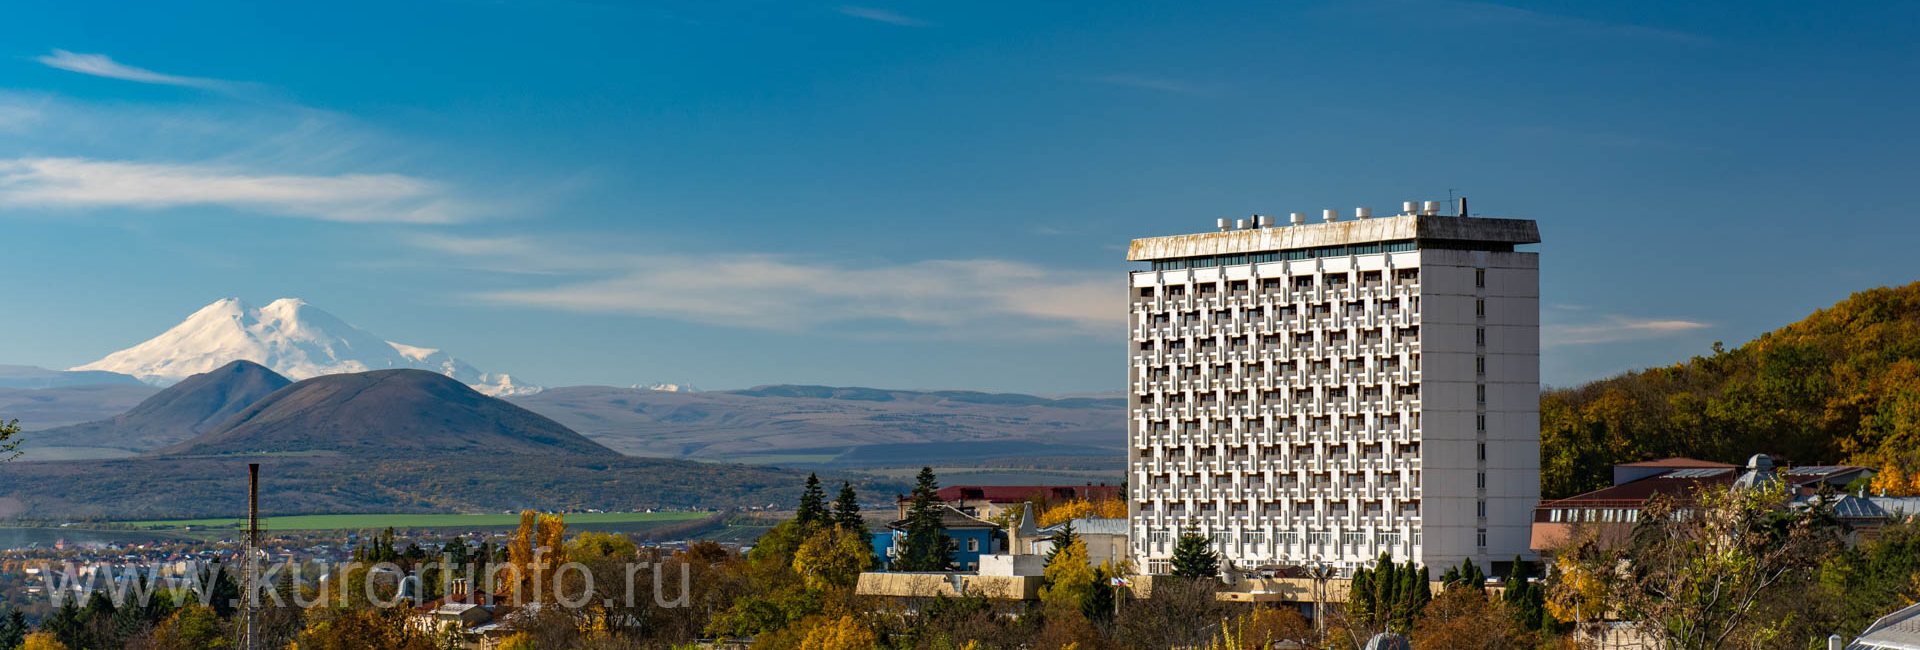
[1476,529,1488,548]
[1475,268,1486,288]
[1477,442,1487,461]
[1477,413,1487,432]
[1477,472,1487,489]
[1476,385,1487,404]
[967,538,979,552]
[1476,356,1486,376]
[1477,500,1487,517]
[1139,287,1155,298]
[1476,327,1486,347]
[1475,299,1485,317]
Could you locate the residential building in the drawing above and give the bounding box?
[870,505,1003,571]
[1126,202,1542,575]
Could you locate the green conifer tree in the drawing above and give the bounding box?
[1169,526,1220,579]
[796,473,829,528]
[894,467,956,571]
[832,481,866,535]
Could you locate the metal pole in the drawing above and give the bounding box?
[244,462,259,650]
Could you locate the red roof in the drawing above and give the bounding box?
[919,485,1122,504]
[1616,457,1737,468]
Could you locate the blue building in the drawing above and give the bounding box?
[870,505,1002,571]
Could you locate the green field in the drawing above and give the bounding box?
[118,511,710,532]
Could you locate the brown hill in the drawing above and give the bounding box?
[29,361,289,453]
[158,369,616,458]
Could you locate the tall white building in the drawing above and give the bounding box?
[1126,202,1540,576]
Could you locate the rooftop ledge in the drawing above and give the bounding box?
[1127,214,1541,262]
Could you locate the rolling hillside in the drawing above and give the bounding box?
[511,384,1125,466]
[1542,282,1920,497]
[29,360,290,453]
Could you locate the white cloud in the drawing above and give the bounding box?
[36,50,233,90]
[835,6,929,27]
[1545,315,1710,346]
[414,235,1122,337]
[0,157,465,223]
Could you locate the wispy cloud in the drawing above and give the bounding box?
[35,50,236,90]
[835,6,929,27]
[1545,314,1710,346]
[0,158,467,223]
[1079,74,1214,96]
[412,234,1122,337]
[1372,0,1709,46]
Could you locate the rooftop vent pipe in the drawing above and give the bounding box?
[1289,212,1305,226]
[1323,209,1339,223]
[1402,201,1418,215]
[1217,218,1230,232]
[1356,207,1371,219]
[1421,201,1440,215]
[1257,214,1274,228]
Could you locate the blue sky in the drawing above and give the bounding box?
[1,0,1916,393]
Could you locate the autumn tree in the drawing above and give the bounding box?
[793,525,871,592]
[148,604,230,650]
[501,511,567,603]
[1566,480,1843,649]
[1411,587,1528,650]
[797,614,877,650]
[293,608,437,650]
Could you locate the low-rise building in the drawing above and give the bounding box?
[870,505,1003,571]
[1532,455,1880,552]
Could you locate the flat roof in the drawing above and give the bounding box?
[1127,214,1540,262]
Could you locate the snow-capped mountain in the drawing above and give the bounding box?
[634,383,699,393]
[72,298,539,396]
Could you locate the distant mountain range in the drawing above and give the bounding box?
[510,384,1124,466]
[0,363,807,518]
[0,365,143,389]
[72,298,538,396]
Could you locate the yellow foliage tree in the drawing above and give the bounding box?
[20,632,66,650]
[1040,499,1095,527]
[793,525,871,592]
[1872,464,1912,496]
[1544,552,1606,627]
[502,510,567,603]
[798,615,877,650]
[1040,539,1096,621]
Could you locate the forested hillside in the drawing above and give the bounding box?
[1542,282,1920,498]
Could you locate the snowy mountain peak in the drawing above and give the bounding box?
[73,298,540,396]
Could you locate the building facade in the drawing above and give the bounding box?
[1126,204,1541,576]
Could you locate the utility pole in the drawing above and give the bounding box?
[242,463,259,650]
